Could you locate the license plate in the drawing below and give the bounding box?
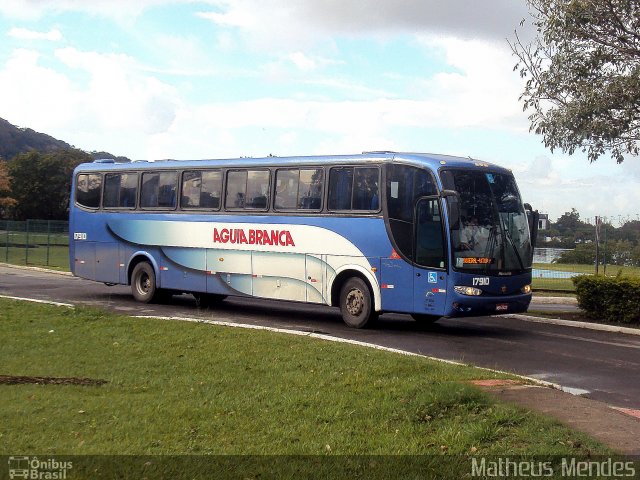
[496,304,508,311]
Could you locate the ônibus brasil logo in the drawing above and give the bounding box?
[213,227,295,247]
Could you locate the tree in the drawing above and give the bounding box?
[556,243,596,264]
[511,0,640,163]
[8,149,91,220]
[0,161,16,218]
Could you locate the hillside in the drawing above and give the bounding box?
[0,117,128,162]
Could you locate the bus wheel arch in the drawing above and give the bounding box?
[127,253,159,286]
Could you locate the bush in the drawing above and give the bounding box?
[572,275,640,324]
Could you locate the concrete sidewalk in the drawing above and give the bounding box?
[473,380,640,455]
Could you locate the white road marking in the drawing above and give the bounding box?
[0,295,74,308]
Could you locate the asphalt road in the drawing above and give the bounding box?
[2,265,639,409]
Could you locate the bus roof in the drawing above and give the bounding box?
[74,152,512,174]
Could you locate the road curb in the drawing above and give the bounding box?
[531,295,577,305]
[502,313,640,336]
[0,262,72,276]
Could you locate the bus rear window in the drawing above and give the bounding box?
[75,173,102,209]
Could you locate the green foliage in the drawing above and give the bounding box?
[573,274,640,324]
[511,0,640,163]
[8,149,92,220]
[555,243,595,264]
[0,161,16,218]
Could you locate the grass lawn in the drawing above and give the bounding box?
[0,298,609,464]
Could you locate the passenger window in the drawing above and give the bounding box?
[298,168,323,210]
[226,170,270,210]
[103,173,138,208]
[328,166,379,211]
[181,170,222,209]
[226,171,247,208]
[353,167,379,210]
[75,174,102,209]
[275,170,298,210]
[246,171,270,209]
[275,168,323,211]
[141,172,178,209]
[328,167,353,210]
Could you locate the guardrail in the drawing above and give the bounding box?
[0,220,69,270]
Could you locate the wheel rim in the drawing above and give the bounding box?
[137,272,151,295]
[345,288,364,316]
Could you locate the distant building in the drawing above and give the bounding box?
[538,213,549,230]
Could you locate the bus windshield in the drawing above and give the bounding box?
[440,169,532,273]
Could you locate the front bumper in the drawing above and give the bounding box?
[444,292,532,317]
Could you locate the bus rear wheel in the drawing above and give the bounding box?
[131,262,158,303]
[339,277,376,328]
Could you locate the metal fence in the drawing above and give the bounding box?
[0,220,69,270]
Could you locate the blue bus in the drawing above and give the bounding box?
[70,152,538,328]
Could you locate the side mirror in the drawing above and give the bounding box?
[525,206,540,251]
[440,190,460,229]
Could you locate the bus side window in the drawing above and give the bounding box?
[275,169,299,210]
[104,173,138,209]
[246,170,270,209]
[142,172,177,209]
[298,168,323,210]
[353,167,379,211]
[226,171,247,209]
[76,173,102,209]
[328,167,354,210]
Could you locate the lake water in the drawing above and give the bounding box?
[532,268,583,279]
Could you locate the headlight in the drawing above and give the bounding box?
[454,285,482,296]
[521,284,532,294]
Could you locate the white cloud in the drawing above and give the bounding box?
[0,45,180,155]
[198,0,530,46]
[514,155,639,221]
[0,49,76,131]
[7,27,62,41]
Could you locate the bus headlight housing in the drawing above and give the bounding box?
[521,284,532,294]
[454,285,482,296]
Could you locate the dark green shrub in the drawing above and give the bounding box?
[572,275,640,324]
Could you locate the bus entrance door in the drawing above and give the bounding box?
[380,255,414,314]
[413,197,448,316]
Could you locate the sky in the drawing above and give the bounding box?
[0,0,638,223]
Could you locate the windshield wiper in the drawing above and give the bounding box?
[502,227,525,271]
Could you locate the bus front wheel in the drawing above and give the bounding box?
[339,277,376,328]
[131,262,158,303]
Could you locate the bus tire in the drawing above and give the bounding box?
[339,277,376,328]
[131,262,158,303]
[411,314,440,324]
